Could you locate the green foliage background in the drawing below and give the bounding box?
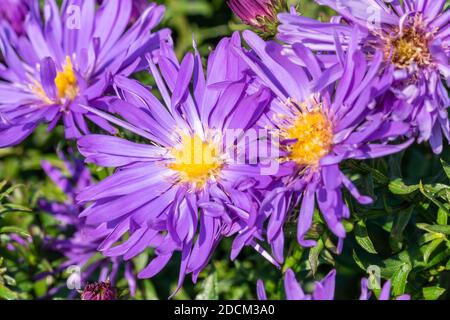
[1,0,450,300]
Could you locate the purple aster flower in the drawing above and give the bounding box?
[257,268,336,300]
[81,281,117,300]
[235,29,413,262]
[38,150,136,298]
[0,0,169,147]
[76,33,277,297]
[278,0,450,153]
[0,0,29,35]
[227,0,290,35]
[257,269,411,300]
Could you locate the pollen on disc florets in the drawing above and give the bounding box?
[31,56,79,104]
[167,132,224,190]
[278,99,334,168]
[54,56,79,101]
[382,14,435,69]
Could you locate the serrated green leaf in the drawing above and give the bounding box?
[355,220,378,254]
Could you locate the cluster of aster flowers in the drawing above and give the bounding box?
[0,0,448,299]
[278,0,450,154]
[0,0,168,145]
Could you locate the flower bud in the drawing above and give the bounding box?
[227,0,288,36]
[81,281,117,300]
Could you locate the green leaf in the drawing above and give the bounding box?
[437,208,448,225]
[417,223,450,236]
[389,179,419,195]
[142,280,158,300]
[382,251,412,277]
[346,160,390,185]
[419,232,444,246]
[391,263,412,296]
[423,286,446,300]
[0,184,24,202]
[419,182,450,217]
[352,250,366,271]
[441,159,450,180]
[390,207,413,252]
[0,284,18,300]
[0,226,30,237]
[3,275,16,287]
[422,238,445,264]
[355,220,378,254]
[426,246,450,268]
[195,272,218,300]
[0,181,7,193]
[0,203,32,215]
[308,238,324,275]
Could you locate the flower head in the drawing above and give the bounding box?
[278,0,450,153]
[81,281,117,300]
[0,0,168,147]
[236,29,412,262]
[228,0,289,36]
[76,33,277,297]
[0,0,29,35]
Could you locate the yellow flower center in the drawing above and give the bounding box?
[391,30,431,68]
[384,15,433,69]
[30,56,79,104]
[54,56,79,100]
[281,109,333,167]
[168,133,223,189]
